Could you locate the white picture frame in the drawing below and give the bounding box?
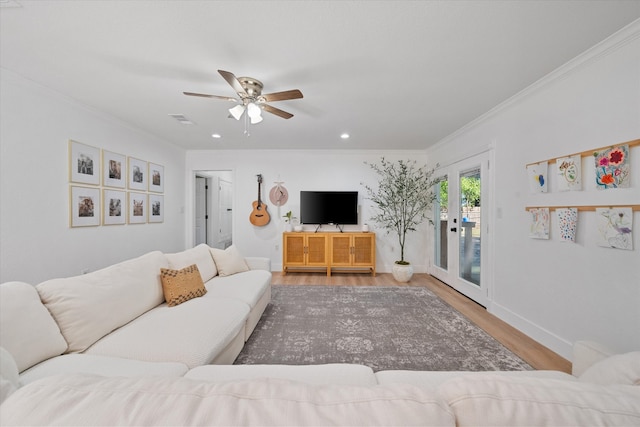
[102,150,126,188]
[128,157,148,191]
[69,140,100,185]
[70,185,101,227]
[148,194,164,223]
[148,162,164,193]
[103,189,126,225]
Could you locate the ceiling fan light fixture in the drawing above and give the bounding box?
[250,114,263,124]
[229,104,245,120]
[247,102,262,119]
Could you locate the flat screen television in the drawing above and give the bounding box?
[300,191,358,225]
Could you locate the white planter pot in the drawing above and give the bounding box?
[392,264,413,282]
[284,223,293,232]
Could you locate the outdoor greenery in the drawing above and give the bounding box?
[438,176,481,217]
[362,158,439,265]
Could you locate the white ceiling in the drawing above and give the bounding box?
[2,1,639,151]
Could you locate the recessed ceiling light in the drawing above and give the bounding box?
[211,133,222,139]
[340,133,350,140]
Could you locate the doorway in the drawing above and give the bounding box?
[194,171,233,249]
[431,152,490,307]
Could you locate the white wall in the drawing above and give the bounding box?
[426,22,640,358]
[0,70,186,284]
[185,150,431,273]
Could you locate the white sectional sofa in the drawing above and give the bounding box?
[1,247,639,425]
[0,244,271,384]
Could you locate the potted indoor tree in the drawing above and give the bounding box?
[362,157,439,282]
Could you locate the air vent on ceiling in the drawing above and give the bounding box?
[168,114,195,125]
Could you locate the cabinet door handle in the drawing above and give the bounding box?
[450,227,457,232]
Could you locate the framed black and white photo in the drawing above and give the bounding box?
[70,186,101,227]
[128,191,147,224]
[69,140,100,185]
[102,150,126,188]
[128,157,147,191]
[148,194,164,223]
[102,189,126,225]
[148,162,164,193]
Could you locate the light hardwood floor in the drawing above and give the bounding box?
[273,271,572,373]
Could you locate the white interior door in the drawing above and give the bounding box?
[195,176,207,245]
[218,178,233,248]
[431,152,490,307]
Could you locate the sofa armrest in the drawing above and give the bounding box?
[245,257,271,272]
[572,340,615,377]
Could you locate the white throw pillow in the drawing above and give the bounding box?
[165,244,217,281]
[209,245,249,277]
[579,351,640,386]
[0,282,68,372]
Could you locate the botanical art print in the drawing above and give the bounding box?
[128,192,147,224]
[595,207,633,250]
[103,189,126,225]
[594,145,630,189]
[557,208,578,242]
[148,194,164,223]
[69,140,100,185]
[102,150,126,188]
[70,186,100,227]
[529,207,550,239]
[527,161,548,193]
[556,155,582,191]
[148,162,164,193]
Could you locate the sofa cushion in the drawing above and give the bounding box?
[186,363,378,386]
[19,354,188,385]
[210,245,249,276]
[160,264,207,307]
[0,282,68,372]
[438,374,640,426]
[36,251,168,353]
[165,244,217,282]
[375,369,576,390]
[578,351,640,386]
[0,375,456,426]
[83,297,249,368]
[205,269,271,308]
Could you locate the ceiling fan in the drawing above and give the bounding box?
[184,69,303,124]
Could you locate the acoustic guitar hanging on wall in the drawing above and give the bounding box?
[250,174,270,226]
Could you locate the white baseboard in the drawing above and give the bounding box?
[489,302,573,361]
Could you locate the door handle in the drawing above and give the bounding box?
[450,227,457,232]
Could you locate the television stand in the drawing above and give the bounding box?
[282,232,376,276]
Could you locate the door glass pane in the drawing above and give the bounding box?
[459,168,481,286]
[434,176,448,270]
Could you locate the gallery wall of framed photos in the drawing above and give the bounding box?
[68,140,165,227]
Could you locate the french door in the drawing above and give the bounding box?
[431,152,490,307]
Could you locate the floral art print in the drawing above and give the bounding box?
[556,155,581,191]
[595,207,633,250]
[594,145,629,189]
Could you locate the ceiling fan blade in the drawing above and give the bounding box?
[262,104,294,119]
[218,69,248,96]
[262,89,303,102]
[183,92,237,102]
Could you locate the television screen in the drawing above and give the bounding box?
[300,191,358,225]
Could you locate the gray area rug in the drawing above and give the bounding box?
[235,285,532,372]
